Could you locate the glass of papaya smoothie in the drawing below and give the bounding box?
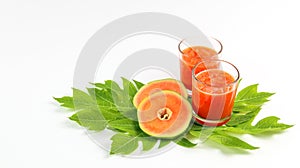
[191,60,240,126]
[178,37,223,95]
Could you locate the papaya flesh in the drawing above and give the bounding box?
[137,90,192,138]
[133,78,188,108]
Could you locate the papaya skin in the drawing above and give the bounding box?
[133,78,188,108]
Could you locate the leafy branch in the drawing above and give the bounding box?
[54,78,293,155]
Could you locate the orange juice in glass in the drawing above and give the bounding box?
[192,60,240,126]
[178,37,222,95]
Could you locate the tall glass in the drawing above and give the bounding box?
[192,60,240,126]
[179,37,223,95]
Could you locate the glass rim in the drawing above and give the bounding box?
[192,59,240,88]
[178,36,223,55]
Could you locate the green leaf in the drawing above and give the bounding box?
[99,109,124,121]
[110,133,160,155]
[229,84,277,132]
[93,80,122,93]
[69,109,107,131]
[234,92,274,108]
[233,84,275,113]
[87,88,117,110]
[53,96,74,109]
[175,138,197,148]
[88,78,137,113]
[226,112,257,127]
[188,127,258,150]
[89,83,137,120]
[110,133,139,155]
[158,139,171,149]
[133,80,145,90]
[224,116,293,134]
[255,116,293,131]
[235,84,259,100]
[232,104,262,113]
[108,118,140,135]
[121,77,138,99]
[97,80,137,119]
[208,132,259,150]
[87,87,113,102]
[140,137,157,151]
[189,130,201,138]
[72,88,97,110]
[189,125,217,138]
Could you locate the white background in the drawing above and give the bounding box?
[1,0,300,167]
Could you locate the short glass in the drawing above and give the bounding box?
[178,37,223,95]
[192,59,240,126]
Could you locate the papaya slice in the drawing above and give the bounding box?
[137,90,192,138]
[133,78,188,108]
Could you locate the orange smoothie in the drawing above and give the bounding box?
[180,46,218,90]
[192,69,237,126]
